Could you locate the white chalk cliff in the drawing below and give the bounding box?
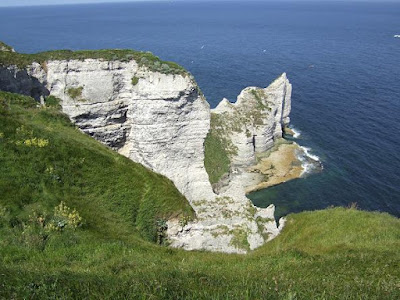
[213,74,292,168]
[0,47,292,253]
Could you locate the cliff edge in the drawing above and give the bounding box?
[0,42,291,253]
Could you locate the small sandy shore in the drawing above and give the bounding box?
[244,142,303,193]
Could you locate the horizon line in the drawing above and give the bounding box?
[1,0,399,9]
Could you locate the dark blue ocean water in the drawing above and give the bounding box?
[1,1,399,218]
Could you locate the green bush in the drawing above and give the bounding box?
[131,76,139,86]
[44,96,61,109]
[66,87,83,100]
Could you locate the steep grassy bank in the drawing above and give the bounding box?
[0,91,194,243]
[0,92,399,299]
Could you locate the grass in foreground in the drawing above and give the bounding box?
[0,92,399,299]
[1,207,398,299]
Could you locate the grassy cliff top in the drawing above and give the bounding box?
[0,41,14,52]
[0,41,187,75]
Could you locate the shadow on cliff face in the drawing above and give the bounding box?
[0,68,49,101]
[73,105,130,151]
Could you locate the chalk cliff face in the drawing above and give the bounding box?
[165,74,292,253]
[0,45,292,253]
[212,73,292,168]
[0,59,215,203]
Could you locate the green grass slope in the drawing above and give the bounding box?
[0,91,194,243]
[204,113,237,184]
[0,92,399,299]
[204,131,230,185]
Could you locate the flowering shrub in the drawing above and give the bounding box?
[14,126,49,148]
[16,125,32,136]
[46,202,83,231]
[15,137,49,147]
[0,203,84,251]
[28,210,48,228]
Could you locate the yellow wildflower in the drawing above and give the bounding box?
[37,138,49,148]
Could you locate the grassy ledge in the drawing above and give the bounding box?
[0,41,187,75]
[204,113,237,184]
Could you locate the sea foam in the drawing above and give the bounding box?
[298,146,322,176]
[291,127,301,138]
[301,146,321,162]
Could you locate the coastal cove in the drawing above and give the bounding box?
[0,1,399,218]
[0,2,400,299]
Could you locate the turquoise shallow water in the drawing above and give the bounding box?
[0,1,399,217]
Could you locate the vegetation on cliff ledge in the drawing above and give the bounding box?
[204,113,237,184]
[0,41,14,52]
[0,41,187,75]
[66,86,83,100]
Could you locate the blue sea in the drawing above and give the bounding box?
[1,1,399,218]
